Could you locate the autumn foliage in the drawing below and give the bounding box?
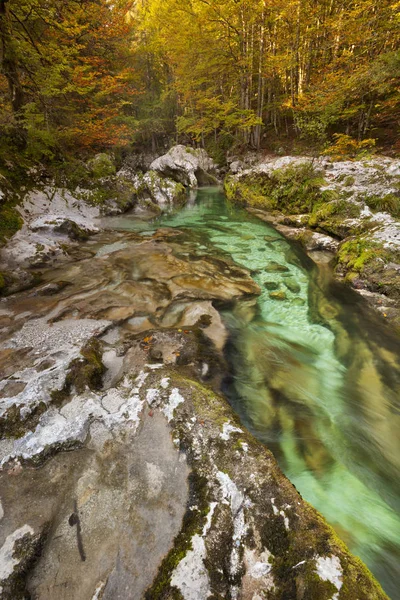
[0,0,137,160]
[0,0,399,163]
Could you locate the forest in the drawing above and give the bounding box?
[0,0,399,168]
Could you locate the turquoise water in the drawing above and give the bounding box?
[107,187,400,598]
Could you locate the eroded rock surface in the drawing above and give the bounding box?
[150,145,218,188]
[0,326,388,599]
[0,218,389,599]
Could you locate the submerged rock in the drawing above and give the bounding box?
[269,290,287,301]
[226,155,400,327]
[264,281,280,290]
[265,261,290,273]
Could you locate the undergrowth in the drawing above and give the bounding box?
[225,162,336,214]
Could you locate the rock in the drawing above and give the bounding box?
[292,297,306,306]
[143,170,187,206]
[160,300,228,350]
[0,187,101,270]
[0,269,39,296]
[116,168,187,211]
[87,153,116,179]
[2,363,386,599]
[0,524,46,599]
[269,290,287,300]
[230,160,244,174]
[263,281,279,290]
[150,145,217,188]
[284,279,301,294]
[265,261,290,273]
[30,281,70,296]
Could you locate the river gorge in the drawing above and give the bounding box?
[0,175,398,599]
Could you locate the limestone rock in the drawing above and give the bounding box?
[150,145,217,188]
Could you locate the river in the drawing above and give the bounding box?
[104,186,400,598]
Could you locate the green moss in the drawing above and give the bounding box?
[0,401,47,439]
[364,193,400,217]
[144,471,210,599]
[87,153,116,179]
[307,198,363,237]
[51,338,105,403]
[337,239,389,275]
[0,204,23,245]
[225,162,336,216]
[344,175,356,186]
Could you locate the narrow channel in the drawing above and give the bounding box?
[106,186,400,598]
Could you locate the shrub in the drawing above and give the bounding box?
[364,193,400,217]
[323,134,376,160]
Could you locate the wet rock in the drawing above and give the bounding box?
[269,290,287,301]
[160,300,228,350]
[284,279,301,294]
[264,281,279,290]
[265,261,290,273]
[30,281,70,296]
[0,269,40,296]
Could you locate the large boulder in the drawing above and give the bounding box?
[150,145,217,188]
[0,188,100,273]
[116,168,187,213]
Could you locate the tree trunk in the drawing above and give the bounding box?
[0,0,26,145]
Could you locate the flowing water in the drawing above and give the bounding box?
[106,186,400,598]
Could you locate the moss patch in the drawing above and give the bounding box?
[0,204,23,246]
[144,471,209,599]
[364,193,400,217]
[225,162,335,215]
[0,401,47,440]
[51,338,105,403]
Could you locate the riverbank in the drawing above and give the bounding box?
[224,154,400,329]
[0,211,391,599]
[0,147,398,598]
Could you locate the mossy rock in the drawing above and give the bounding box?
[0,401,47,440]
[141,371,389,600]
[51,338,105,403]
[87,153,116,179]
[364,193,400,218]
[0,203,23,246]
[225,162,336,215]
